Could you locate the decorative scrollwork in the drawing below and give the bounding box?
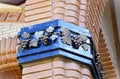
[18,26,90,51]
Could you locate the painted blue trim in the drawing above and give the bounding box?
[17,19,101,79]
[17,49,92,65]
[18,19,91,37]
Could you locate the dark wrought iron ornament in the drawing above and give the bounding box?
[95,52,106,79]
[17,26,90,51]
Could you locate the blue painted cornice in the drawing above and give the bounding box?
[17,19,104,79]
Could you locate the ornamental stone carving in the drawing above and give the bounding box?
[18,26,90,51]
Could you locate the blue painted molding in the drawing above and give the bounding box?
[17,19,104,79]
[18,19,91,37]
[17,19,92,63]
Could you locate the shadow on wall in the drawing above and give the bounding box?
[0,0,26,5]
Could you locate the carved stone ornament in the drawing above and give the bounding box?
[18,26,90,51]
[29,38,38,47]
[62,36,72,45]
[34,31,44,39]
[21,32,30,39]
[46,26,54,33]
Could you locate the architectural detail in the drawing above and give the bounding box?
[95,52,106,79]
[98,30,117,78]
[0,2,24,79]
[17,20,105,79]
[0,36,21,79]
[22,32,30,39]
[22,56,93,79]
[18,26,90,51]
[0,12,24,22]
[25,0,88,26]
[0,0,119,79]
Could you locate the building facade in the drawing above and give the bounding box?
[0,0,119,79]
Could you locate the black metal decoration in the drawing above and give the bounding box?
[95,53,106,79]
